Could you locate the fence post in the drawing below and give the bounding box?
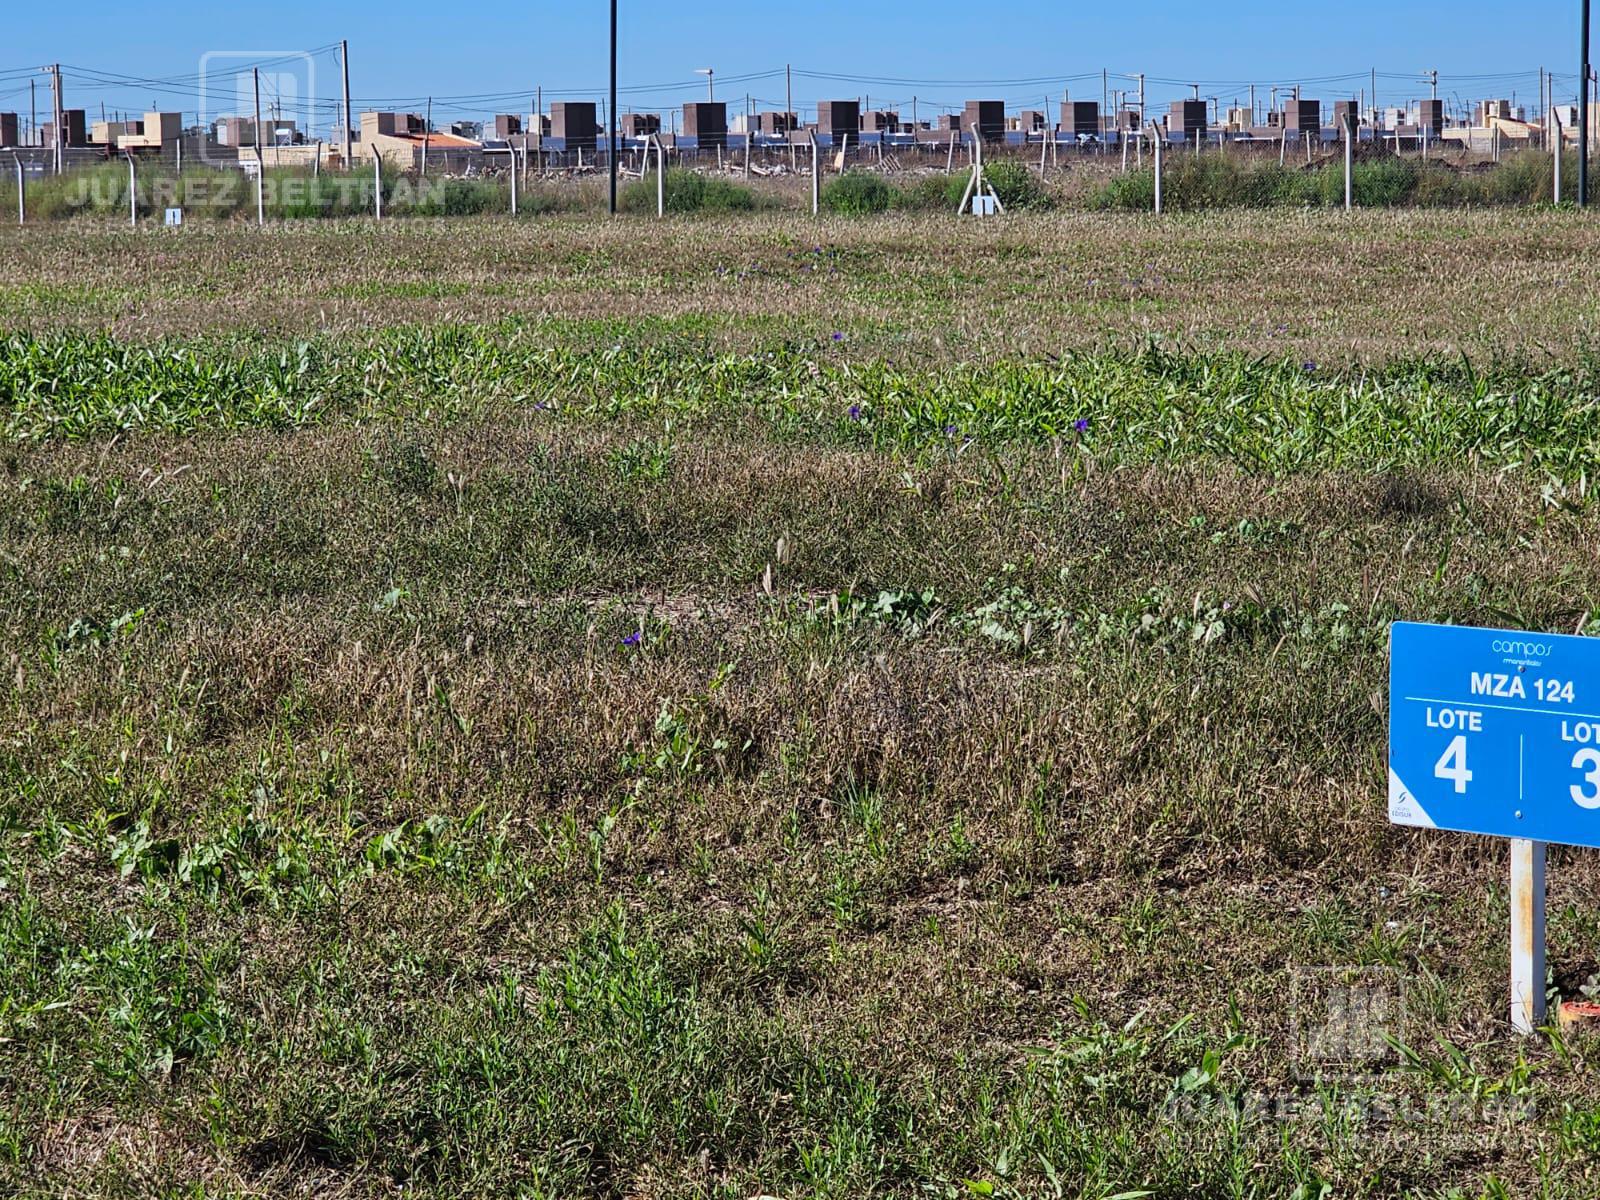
[1152,123,1163,213]
[810,131,819,215]
[655,134,665,217]
[1344,112,1355,210]
[1554,109,1564,203]
[12,153,22,225]
[126,153,136,227]
[510,146,519,215]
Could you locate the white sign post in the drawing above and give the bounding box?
[1387,621,1600,1034]
[1510,838,1547,1033]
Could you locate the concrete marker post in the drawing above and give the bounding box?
[1555,108,1564,203]
[510,146,519,215]
[1152,123,1163,213]
[1344,111,1354,211]
[373,151,382,220]
[13,153,23,225]
[809,130,819,215]
[1510,838,1548,1035]
[126,153,136,227]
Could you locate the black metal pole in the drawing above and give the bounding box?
[1583,0,1592,206]
[608,0,618,214]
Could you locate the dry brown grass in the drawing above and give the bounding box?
[5,417,1600,1196]
[1,208,1596,362]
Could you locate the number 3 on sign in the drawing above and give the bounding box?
[1572,748,1600,809]
[1435,736,1472,793]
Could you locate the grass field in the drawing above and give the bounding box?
[4,212,1600,1199]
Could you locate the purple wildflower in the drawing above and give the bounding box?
[1074,418,1090,433]
[1302,360,1316,373]
[621,631,642,647]
[831,332,844,342]
[847,404,862,422]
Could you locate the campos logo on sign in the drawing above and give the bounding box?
[1492,638,1552,660]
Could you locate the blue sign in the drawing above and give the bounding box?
[1390,621,1600,849]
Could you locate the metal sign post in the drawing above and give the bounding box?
[1510,838,1547,1032]
[1388,621,1600,1033]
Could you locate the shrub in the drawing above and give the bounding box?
[411,178,506,216]
[1410,164,1467,207]
[937,161,1051,212]
[822,171,895,215]
[620,169,754,214]
[895,175,962,211]
[1091,170,1154,211]
[1350,158,1417,207]
[979,161,1050,210]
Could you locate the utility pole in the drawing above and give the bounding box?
[340,39,352,170]
[253,68,265,225]
[609,0,618,214]
[786,63,795,170]
[47,64,63,174]
[1430,69,1438,100]
[1583,0,1593,206]
[29,79,35,148]
[421,96,431,178]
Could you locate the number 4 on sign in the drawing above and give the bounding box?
[1434,735,1472,794]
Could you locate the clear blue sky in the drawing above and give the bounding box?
[0,1,1585,135]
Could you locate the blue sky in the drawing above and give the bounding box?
[0,1,1584,135]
